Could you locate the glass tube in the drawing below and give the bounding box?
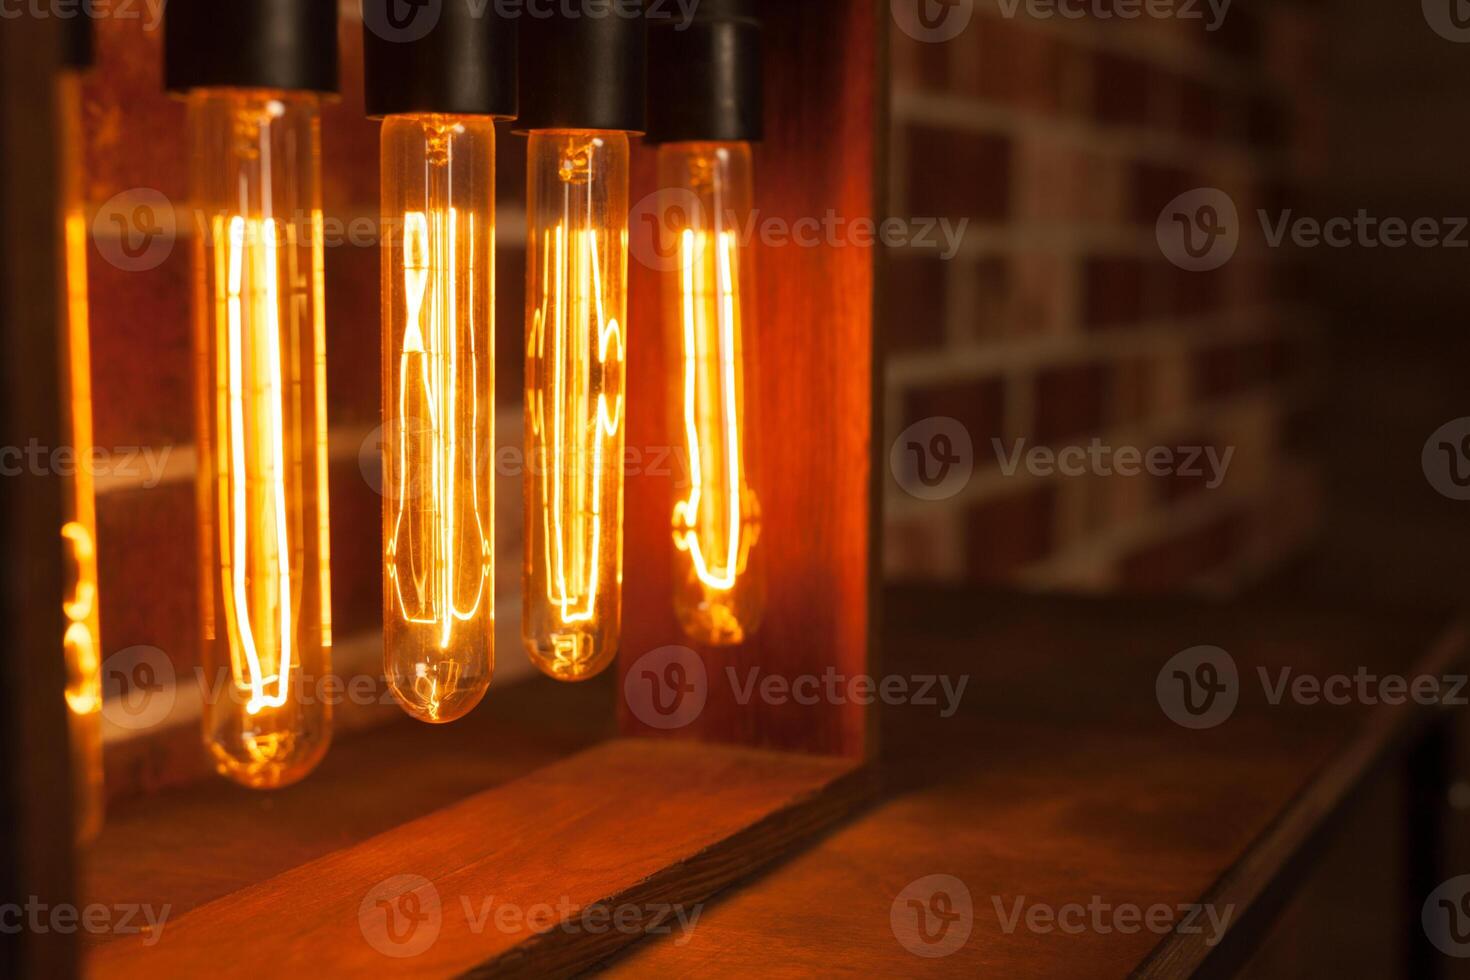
[658,141,764,646]
[187,90,332,789]
[523,131,628,681]
[59,68,104,841]
[379,114,495,723]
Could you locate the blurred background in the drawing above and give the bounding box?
[884,0,1469,614]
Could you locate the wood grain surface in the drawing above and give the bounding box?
[89,738,867,978]
[595,589,1467,978]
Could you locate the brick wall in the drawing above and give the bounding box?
[883,0,1324,594]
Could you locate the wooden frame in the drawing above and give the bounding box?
[0,12,79,979]
[6,2,885,975]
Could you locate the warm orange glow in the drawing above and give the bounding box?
[659,143,764,646]
[191,91,332,789]
[59,69,103,843]
[381,115,494,723]
[673,229,750,591]
[220,214,295,717]
[524,132,628,680]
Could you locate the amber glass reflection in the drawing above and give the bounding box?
[523,132,628,680]
[658,142,764,646]
[59,69,103,841]
[188,90,332,788]
[380,114,495,723]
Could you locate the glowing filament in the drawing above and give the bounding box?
[673,228,750,591]
[531,224,624,629]
[388,209,490,651]
[218,215,294,717]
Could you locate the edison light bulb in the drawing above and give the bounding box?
[379,115,495,722]
[523,132,629,680]
[58,34,103,842]
[186,90,332,788]
[659,143,765,645]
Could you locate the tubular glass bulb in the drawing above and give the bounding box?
[188,90,332,789]
[379,114,495,723]
[523,131,628,681]
[59,68,104,841]
[658,142,764,646]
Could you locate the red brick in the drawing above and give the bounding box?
[1179,77,1223,142]
[1114,357,1155,425]
[1033,363,1109,445]
[1162,260,1225,318]
[902,378,1006,464]
[1083,255,1145,328]
[965,486,1058,581]
[904,125,1012,223]
[883,250,949,353]
[87,237,193,451]
[971,256,1012,337]
[1156,434,1226,504]
[1091,53,1152,128]
[958,18,1087,116]
[96,481,199,678]
[1130,162,1196,228]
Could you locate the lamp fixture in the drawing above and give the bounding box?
[57,12,103,841]
[647,0,766,646]
[363,1,517,723]
[517,6,647,681]
[166,0,338,788]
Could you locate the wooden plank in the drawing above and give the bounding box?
[85,671,619,922]
[0,11,78,980]
[599,590,1467,977]
[620,0,878,758]
[1133,619,1470,979]
[90,739,870,978]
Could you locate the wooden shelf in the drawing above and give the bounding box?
[596,588,1469,977]
[89,735,870,978]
